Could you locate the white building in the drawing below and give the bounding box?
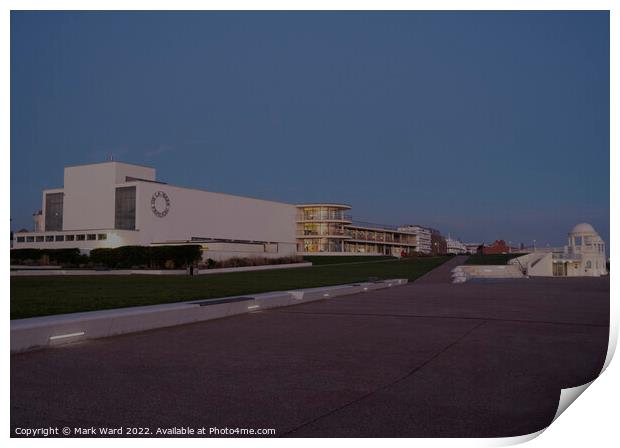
[397,225,431,254]
[510,223,608,277]
[446,237,467,255]
[13,161,420,259]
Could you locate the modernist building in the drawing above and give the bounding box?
[13,162,419,259]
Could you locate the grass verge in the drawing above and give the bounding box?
[303,255,395,265]
[11,256,450,319]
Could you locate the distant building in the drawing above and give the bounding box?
[397,225,432,254]
[32,210,43,232]
[446,237,467,254]
[464,243,482,255]
[481,240,510,255]
[510,223,607,277]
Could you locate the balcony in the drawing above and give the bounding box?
[296,228,350,238]
[296,212,352,222]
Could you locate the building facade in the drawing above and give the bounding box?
[295,205,417,256]
[445,237,467,255]
[482,240,510,255]
[397,225,432,254]
[13,162,420,259]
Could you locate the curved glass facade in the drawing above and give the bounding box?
[296,204,417,255]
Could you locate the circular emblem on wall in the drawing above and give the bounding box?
[151,191,170,217]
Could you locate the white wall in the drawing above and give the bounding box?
[18,162,298,259]
[61,162,155,231]
[525,253,553,276]
[133,181,298,252]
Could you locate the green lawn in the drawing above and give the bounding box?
[11,256,450,319]
[465,253,526,265]
[303,255,395,265]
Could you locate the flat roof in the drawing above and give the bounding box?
[64,160,156,170]
[296,203,352,209]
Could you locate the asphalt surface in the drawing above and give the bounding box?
[11,258,609,438]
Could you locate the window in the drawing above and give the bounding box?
[585,260,592,269]
[87,234,96,240]
[76,234,85,241]
[16,236,25,242]
[574,236,582,246]
[26,236,34,242]
[35,236,44,242]
[97,234,107,240]
[115,186,136,230]
[45,192,64,231]
[45,235,54,242]
[55,235,64,242]
[66,235,75,241]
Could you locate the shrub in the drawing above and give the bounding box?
[215,255,304,269]
[10,248,82,266]
[90,245,202,269]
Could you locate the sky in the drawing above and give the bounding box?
[10,11,609,248]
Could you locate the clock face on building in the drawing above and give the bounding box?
[151,191,170,217]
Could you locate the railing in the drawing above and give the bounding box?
[552,253,582,262]
[297,229,348,237]
[351,220,399,231]
[296,213,352,222]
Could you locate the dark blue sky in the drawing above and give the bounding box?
[11,11,609,247]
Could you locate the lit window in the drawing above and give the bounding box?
[97,234,107,240]
[87,234,96,240]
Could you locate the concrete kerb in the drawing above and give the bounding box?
[10,262,313,277]
[11,278,408,353]
[450,264,526,283]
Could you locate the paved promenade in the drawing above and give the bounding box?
[11,265,609,437]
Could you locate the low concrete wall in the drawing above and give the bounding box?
[11,262,313,277]
[11,278,408,353]
[451,265,525,283]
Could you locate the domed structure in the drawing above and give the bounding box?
[512,222,607,278]
[563,223,607,277]
[570,223,596,234]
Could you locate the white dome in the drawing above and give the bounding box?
[570,223,597,234]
